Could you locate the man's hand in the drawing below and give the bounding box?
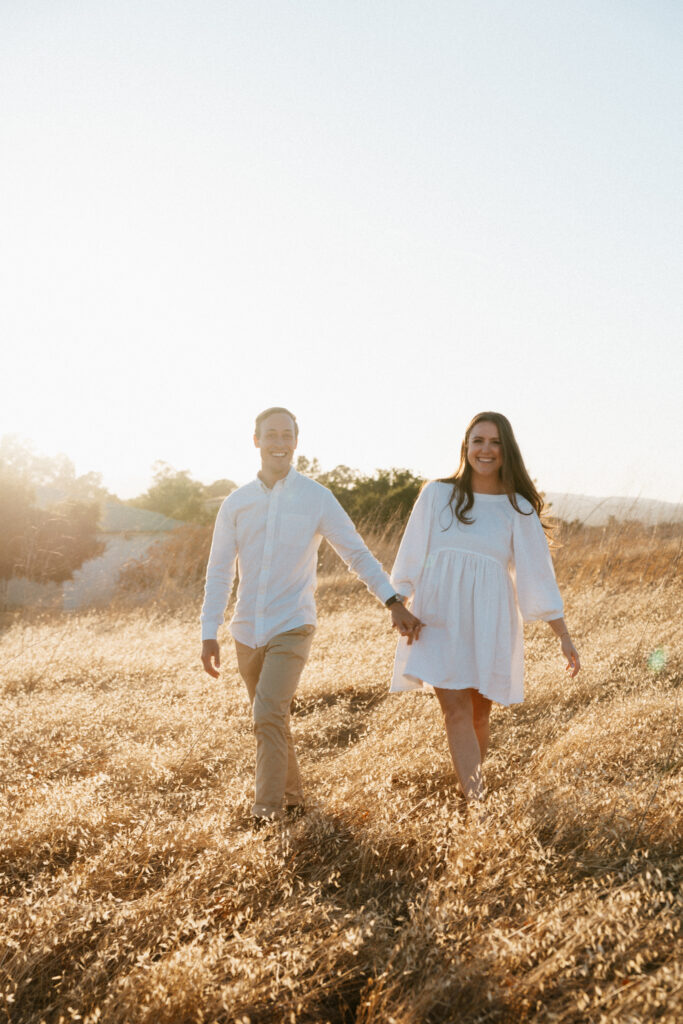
[201,639,221,678]
[390,603,424,645]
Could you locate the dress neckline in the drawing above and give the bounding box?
[433,482,512,500]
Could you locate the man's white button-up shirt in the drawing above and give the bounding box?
[200,468,395,647]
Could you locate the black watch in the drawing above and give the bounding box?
[385,594,404,608]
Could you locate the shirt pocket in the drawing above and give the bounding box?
[279,512,315,548]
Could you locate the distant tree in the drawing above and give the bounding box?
[129,462,212,524]
[295,455,322,477]
[296,457,424,526]
[331,468,424,524]
[204,478,238,499]
[0,435,107,504]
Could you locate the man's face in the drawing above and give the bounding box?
[254,412,298,475]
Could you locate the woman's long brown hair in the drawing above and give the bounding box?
[439,411,549,529]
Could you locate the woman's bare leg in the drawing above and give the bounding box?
[434,687,485,801]
[472,690,492,761]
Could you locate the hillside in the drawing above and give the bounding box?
[546,492,683,526]
[0,523,681,1023]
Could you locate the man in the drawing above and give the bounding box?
[200,406,422,824]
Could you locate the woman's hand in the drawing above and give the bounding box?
[547,619,580,677]
[561,635,580,677]
[391,603,424,645]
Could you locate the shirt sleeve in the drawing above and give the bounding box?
[511,505,564,622]
[390,483,435,601]
[318,490,395,605]
[200,498,238,640]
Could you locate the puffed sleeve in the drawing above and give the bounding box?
[511,500,564,622]
[390,482,436,600]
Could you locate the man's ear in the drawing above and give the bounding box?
[253,433,260,449]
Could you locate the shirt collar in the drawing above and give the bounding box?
[256,465,298,492]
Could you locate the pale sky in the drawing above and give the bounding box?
[1,1,682,503]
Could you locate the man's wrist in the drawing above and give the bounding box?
[385,594,404,608]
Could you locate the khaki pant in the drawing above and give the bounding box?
[234,625,315,818]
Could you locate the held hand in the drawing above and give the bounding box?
[391,603,424,645]
[561,635,580,677]
[201,639,221,678]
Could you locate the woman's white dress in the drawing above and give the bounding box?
[390,482,563,706]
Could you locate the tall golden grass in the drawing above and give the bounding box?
[0,518,681,1023]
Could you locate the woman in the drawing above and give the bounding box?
[390,412,580,804]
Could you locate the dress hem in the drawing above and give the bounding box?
[389,675,523,707]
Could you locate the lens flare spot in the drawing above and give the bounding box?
[647,647,668,673]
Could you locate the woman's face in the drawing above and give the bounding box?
[466,420,503,479]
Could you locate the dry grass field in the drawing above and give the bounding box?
[1,520,681,1023]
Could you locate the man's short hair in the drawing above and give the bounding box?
[254,407,299,439]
